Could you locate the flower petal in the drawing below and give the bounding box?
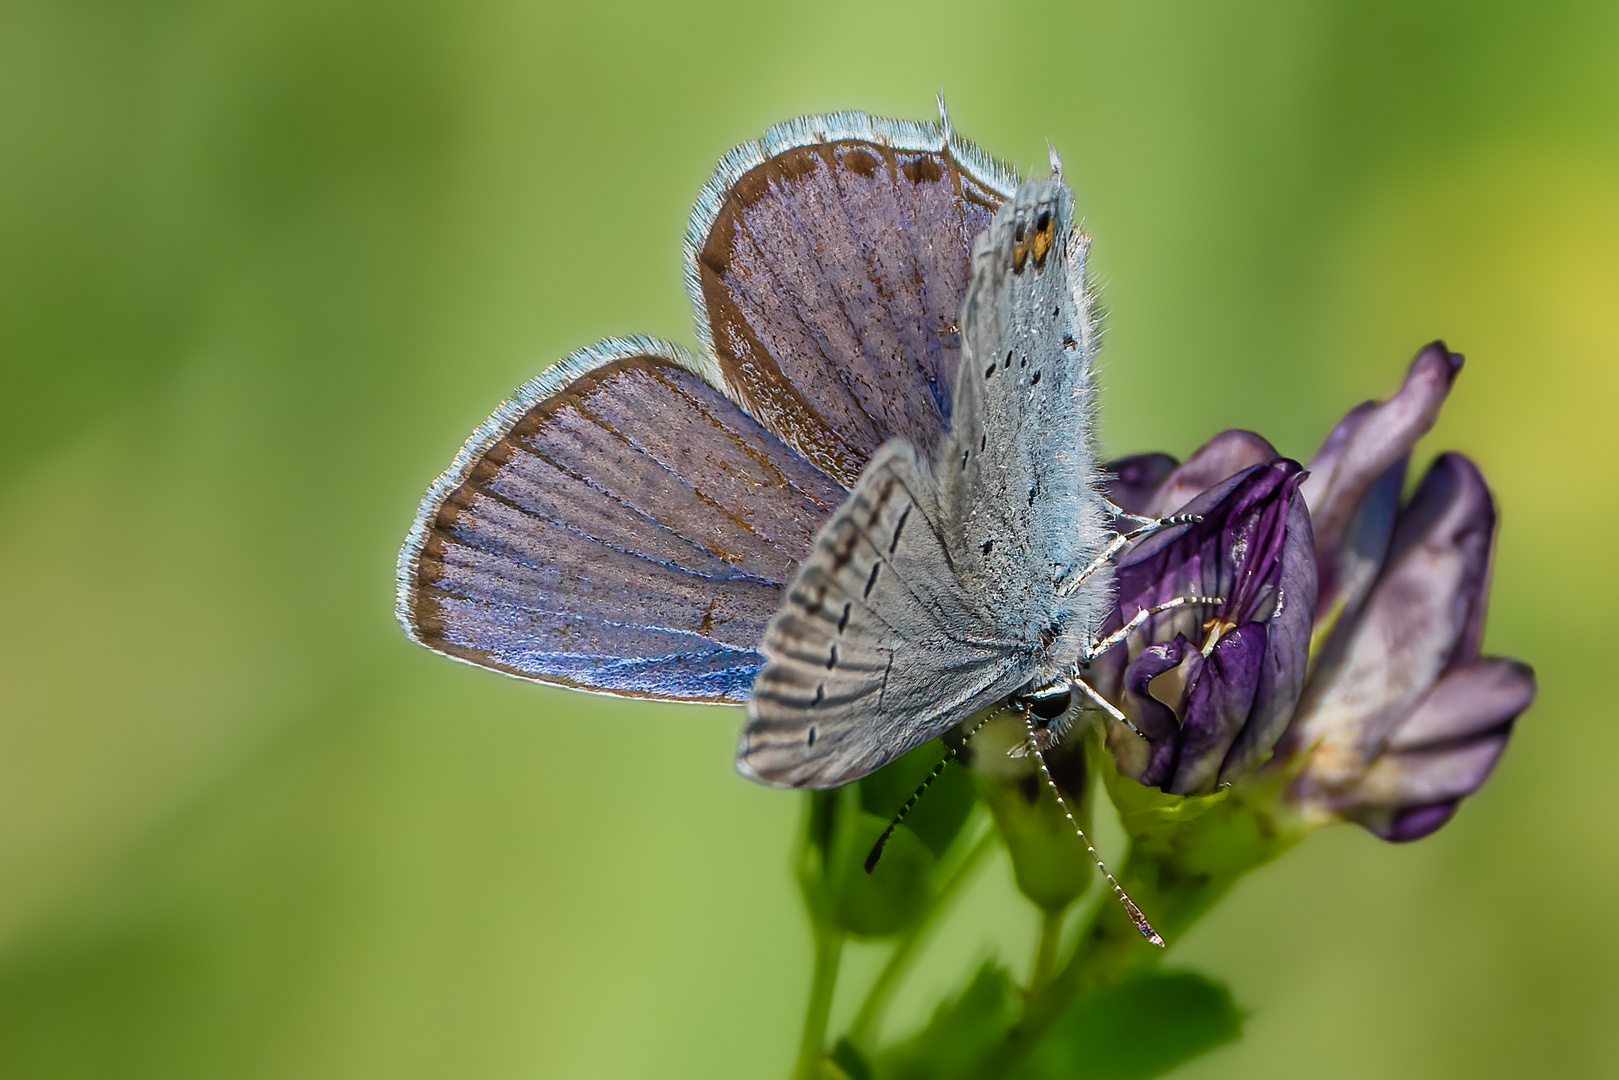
[1386,659,1535,752]
[1373,802,1459,843]
[1138,430,1278,518]
[1096,460,1316,793]
[1112,636,1201,788]
[1172,623,1265,794]
[1218,487,1317,783]
[1308,457,1405,658]
[1114,459,1310,634]
[1351,729,1513,806]
[1314,659,1530,840]
[1301,342,1464,625]
[1289,453,1497,790]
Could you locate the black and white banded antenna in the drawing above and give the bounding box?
[864,712,998,874]
[1012,697,1165,948]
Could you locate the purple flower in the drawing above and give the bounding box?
[1096,344,1534,841]
[1091,452,1316,795]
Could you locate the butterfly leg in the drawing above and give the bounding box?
[1056,513,1203,598]
[1066,594,1226,744]
[1072,673,1135,734]
[1078,594,1226,665]
[1102,496,1160,526]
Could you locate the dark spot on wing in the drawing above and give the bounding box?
[807,724,818,742]
[838,602,851,633]
[901,156,943,184]
[961,448,970,471]
[826,644,838,670]
[980,539,994,555]
[1004,350,1013,369]
[810,689,823,710]
[843,148,880,176]
[889,505,910,553]
[829,528,858,572]
[1062,334,1078,349]
[979,434,986,452]
[985,363,996,379]
[864,561,882,598]
[1032,210,1055,268]
[1031,371,1041,384]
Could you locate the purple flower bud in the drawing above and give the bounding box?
[1285,453,1535,840]
[1091,459,1316,795]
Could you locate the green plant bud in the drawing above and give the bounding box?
[964,708,1096,914]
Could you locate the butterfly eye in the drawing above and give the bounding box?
[1016,680,1072,722]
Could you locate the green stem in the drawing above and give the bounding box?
[968,839,1265,1079]
[847,824,996,1048]
[1027,905,1065,999]
[794,922,845,1080]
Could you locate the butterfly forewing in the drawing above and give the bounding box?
[689,112,1016,486]
[402,111,1021,707]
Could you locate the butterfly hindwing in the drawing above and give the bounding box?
[398,337,845,703]
[741,440,1025,788]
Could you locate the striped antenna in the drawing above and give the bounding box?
[864,712,998,874]
[1020,710,1164,947]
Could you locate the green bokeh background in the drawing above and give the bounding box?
[2,1,1614,1076]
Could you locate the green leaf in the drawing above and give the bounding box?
[821,786,935,937]
[830,1037,875,1080]
[1017,969,1243,1080]
[801,742,983,938]
[874,961,1020,1080]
